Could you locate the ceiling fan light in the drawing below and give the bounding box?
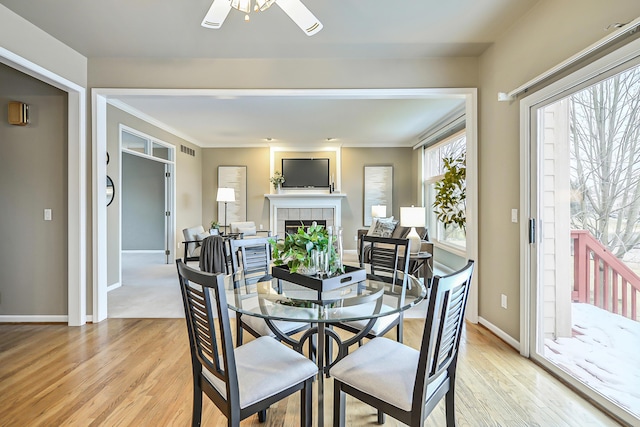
[231,0,251,13]
[255,0,276,12]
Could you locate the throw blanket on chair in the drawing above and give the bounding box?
[199,235,227,274]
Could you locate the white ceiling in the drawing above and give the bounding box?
[1,0,540,147]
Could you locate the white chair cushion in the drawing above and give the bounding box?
[331,337,447,411]
[241,314,308,337]
[339,303,399,335]
[202,336,317,409]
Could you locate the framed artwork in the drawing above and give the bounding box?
[217,166,247,228]
[364,165,393,226]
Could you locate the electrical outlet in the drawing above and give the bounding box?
[511,209,518,223]
[44,209,52,221]
[501,294,508,309]
[259,224,263,230]
[353,235,358,242]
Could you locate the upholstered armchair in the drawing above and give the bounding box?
[228,221,272,238]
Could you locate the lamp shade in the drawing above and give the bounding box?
[371,205,387,219]
[216,187,235,202]
[400,206,425,228]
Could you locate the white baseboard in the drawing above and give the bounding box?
[107,282,122,292]
[122,250,164,253]
[0,315,68,323]
[478,316,520,351]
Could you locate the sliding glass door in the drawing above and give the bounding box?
[524,44,640,425]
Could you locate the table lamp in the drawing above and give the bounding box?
[216,187,235,234]
[371,205,387,219]
[400,206,425,255]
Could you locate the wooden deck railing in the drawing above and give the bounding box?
[572,230,640,321]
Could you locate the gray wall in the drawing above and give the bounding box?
[121,152,165,251]
[0,63,68,315]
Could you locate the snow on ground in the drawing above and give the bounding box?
[545,303,640,417]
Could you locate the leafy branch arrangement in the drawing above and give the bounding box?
[433,154,466,231]
[269,171,285,189]
[269,222,336,274]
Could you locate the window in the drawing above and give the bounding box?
[121,127,174,163]
[424,130,466,251]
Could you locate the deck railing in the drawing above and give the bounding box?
[572,230,639,321]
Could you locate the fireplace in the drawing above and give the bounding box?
[284,220,327,235]
[265,193,347,239]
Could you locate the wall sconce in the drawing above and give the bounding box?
[8,101,29,126]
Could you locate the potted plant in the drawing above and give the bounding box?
[433,154,466,232]
[209,220,220,235]
[270,222,336,274]
[270,171,285,193]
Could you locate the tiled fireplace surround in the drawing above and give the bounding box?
[265,193,347,238]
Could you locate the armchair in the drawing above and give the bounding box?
[182,225,210,264]
[228,221,272,238]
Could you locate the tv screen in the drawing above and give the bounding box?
[282,158,330,188]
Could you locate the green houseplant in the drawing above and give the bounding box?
[209,220,220,234]
[433,154,466,231]
[270,222,336,274]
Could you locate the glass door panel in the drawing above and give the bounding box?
[533,65,640,421]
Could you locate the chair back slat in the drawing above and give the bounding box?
[360,235,411,290]
[177,260,240,409]
[229,237,273,277]
[414,260,474,412]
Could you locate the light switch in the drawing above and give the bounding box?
[44,209,52,221]
[511,209,518,223]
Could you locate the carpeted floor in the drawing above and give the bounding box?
[107,250,429,319]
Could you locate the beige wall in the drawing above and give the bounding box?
[341,147,416,250]
[0,5,87,87]
[202,148,272,233]
[0,63,68,315]
[477,0,640,340]
[201,147,416,250]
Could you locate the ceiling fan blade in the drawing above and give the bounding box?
[201,0,232,29]
[276,0,323,36]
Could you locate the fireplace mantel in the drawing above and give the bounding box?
[265,193,347,237]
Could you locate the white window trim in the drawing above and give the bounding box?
[424,129,467,252]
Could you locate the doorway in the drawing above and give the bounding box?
[522,41,640,425]
[107,126,177,318]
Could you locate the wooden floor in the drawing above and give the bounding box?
[0,319,621,427]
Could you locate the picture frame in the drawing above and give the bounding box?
[217,166,247,227]
[363,165,393,226]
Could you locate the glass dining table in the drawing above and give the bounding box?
[223,265,427,427]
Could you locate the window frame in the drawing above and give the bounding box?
[424,129,467,255]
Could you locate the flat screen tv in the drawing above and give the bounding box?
[282,158,330,188]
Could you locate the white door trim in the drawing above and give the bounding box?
[0,47,87,326]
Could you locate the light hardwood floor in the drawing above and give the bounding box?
[0,319,621,426]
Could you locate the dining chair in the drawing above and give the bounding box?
[334,236,411,344]
[331,260,475,427]
[176,260,317,427]
[227,237,310,346]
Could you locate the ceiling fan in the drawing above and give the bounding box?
[201,0,323,36]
